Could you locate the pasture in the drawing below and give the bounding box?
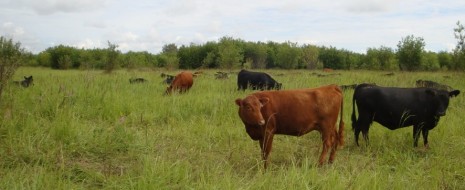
[1,67,464,189]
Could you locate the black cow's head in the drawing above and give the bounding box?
[426,89,460,116]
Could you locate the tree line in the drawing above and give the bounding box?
[5,21,465,72]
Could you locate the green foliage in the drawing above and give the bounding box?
[396,35,425,71]
[104,41,120,73]
[275,41,301,69]
[318,46,359,69]
[243,42,268,69]
[422,51,440,71]
[218,37,243,70]
[47,45,80,69]
[453,21,465,70]
[365,46,398,70]
[437,51,453,69]
[301,45,320,69]
[0,36,26,101]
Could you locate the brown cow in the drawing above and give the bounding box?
[323,68,333,72]
[165,71,194,95]
[235,84,344,169]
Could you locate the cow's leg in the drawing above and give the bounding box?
[413,125,422,147]
[259,132,274,170]
[328,129,338,164]
[355,112,372,146]
[422,128,429,148]
[319,128,335,165]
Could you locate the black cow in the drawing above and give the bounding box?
[237,69,282,91]
[160,73,175,84]
[352,83,460,148]
[13,76,33,87]
[129,77,147,84]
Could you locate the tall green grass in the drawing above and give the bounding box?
[1,67,464,189]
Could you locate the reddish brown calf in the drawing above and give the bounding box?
[165,71,194,95]
[235,84,344,169]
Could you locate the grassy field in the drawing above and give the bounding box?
[1,67,464,189]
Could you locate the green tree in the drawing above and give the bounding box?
[243,42,268,69]
[396,35,425,71]
[365,46,397,70]
[301,45,320,70]
[47,45,80,69]
[422,51,440,71]
[0,36,26,101]
[437,51,453,69]
[275,41,300,69]
[218,37,243,70]
[104,41,120,73]
[453,21,465,70]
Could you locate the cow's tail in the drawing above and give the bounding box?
[351,88,357,131]
[338,94,345,147]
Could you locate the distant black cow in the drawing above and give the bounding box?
[129,77,147,84]
[352,83,460,148]
[215,71,229,79]
[160,73,175,84]
[13,76,33,87]
[237,69,282,91]
[416,80,453,91]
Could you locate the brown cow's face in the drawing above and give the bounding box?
[235,96,269,126]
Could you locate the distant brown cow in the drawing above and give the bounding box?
[235,84,344,169]
[165,71,194,95]
[323,68,333,72]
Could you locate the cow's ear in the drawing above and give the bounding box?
[425,89,437,96]
[449,90,460,97]
[235,98,242,107]
[259,97,269,107]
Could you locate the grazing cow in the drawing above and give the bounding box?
[237,69,282,91]
[13,76,33,87]
[323,68,333,72]
[215,71,229,79]
[165,71,194,95]
[129,77,147,84]
[235,85,344,169]
[352,83,460,148]
[415,80,453,91]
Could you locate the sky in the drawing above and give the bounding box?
[1,0,464,54]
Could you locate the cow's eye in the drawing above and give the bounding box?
[246,106,252,111]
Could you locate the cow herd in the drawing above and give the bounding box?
[14,70,461,169]
[153,69,461,169]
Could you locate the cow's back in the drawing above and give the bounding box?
[253,85,342,135]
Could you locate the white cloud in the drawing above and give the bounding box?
[8,0,108,15]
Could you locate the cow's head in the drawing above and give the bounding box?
[23,76,33,87]
[426,89,460,116]
[235,95,269,126]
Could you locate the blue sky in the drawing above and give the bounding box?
[1,0,464,54]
